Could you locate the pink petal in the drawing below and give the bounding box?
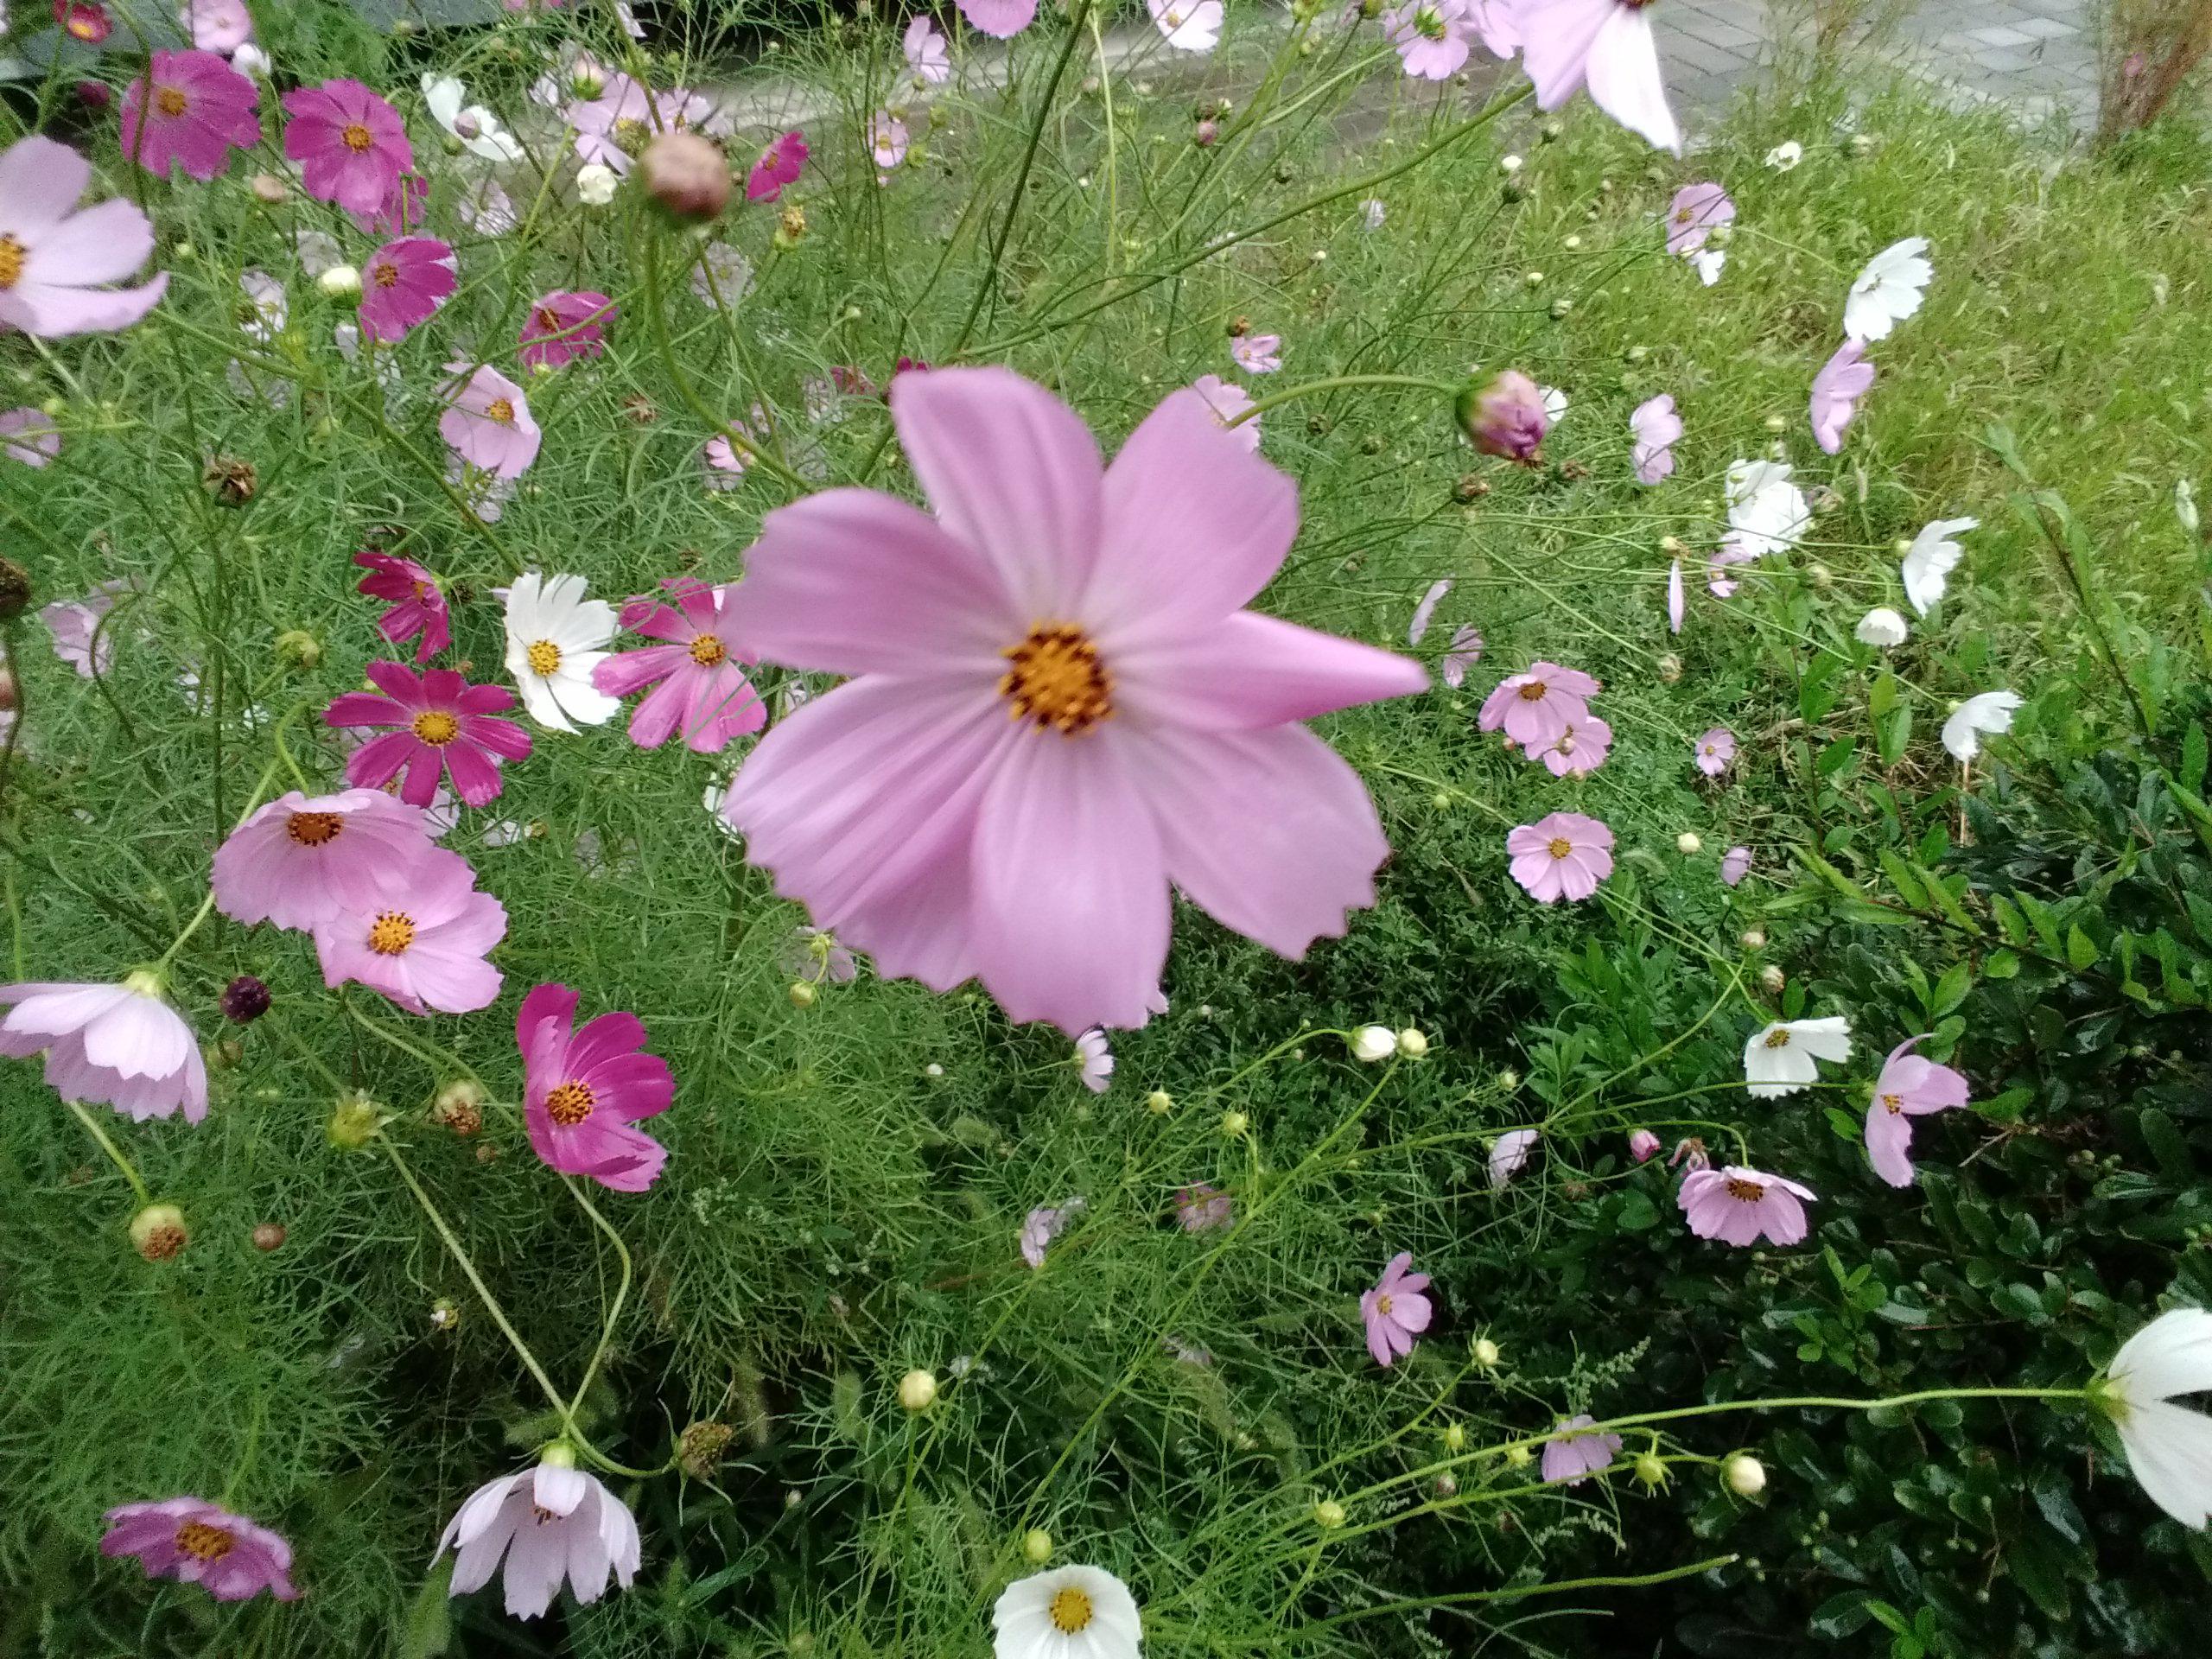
[1115,612,1427,730]
[1866,1105,1916,1187]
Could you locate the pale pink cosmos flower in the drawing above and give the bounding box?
[518,982,672,1192]
[359,237,455,345]
[0,137,170,337]
[1679,1164,1818,1246]
[0,974,207,1122]
[1810,339,1873,455]
[1667,558,1686,633]
[957,0,1036,36]
[1361,1251,1433,1367]
[746,130,808,200]
[439,363,541,479]
[1630,393,1681,485]
[1866,1035,1968,1188]
[181,0,253,52]
[1664,182,1733,256]
[1230,332,1282,374]
[780,925,858,983]
[327,661,533,808]
[1489,1127,1539,1188]
[1074,1027,1113,1092]
[1478,660,1599,748]
[691,242,753,305]
[1694,726,1735,777]
[1628,1128,1661,1163]
[354,549,450,664]
[1720,844,1752,887]
[437,1459,641,1620]
[0,407,61,467]
[100,1498,297,1601]
[518,289,616,368]
[1520,0,1681,153]
[1537,712,1611,777]
[39,579,137,677]
[904,16,950,83]
[1020,1198,1084,1268]
[593,578,766,753]
[313,849,505,1015]
[281,79,412,217]
[1148,0,1223,50]
[868,111,909,171]
[1541,1414,1622,1484]
[1408,579,1451,645]
[1459,369,1549,461]
[1382,0,1476,79]
[1506,811,1613,905]
[1175,1181,1232,1232]
[1189,372,1259,451]
[1440,626,1484,688]
[455,174,518,236]
[120,49,261,181]
[717,367,1426,1033]
[212,787,442,930]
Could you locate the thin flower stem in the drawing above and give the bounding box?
[67,1102,151,1208]
[1262,1554,1744,1643]
[562,1177,634,1421]
[1224,374,1460,429]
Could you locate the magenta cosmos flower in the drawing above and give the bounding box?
[120,50,261,181]
[591,578,766,753]
[100,1497,298,1602]
[1506,811,1613,905]
[55,1,112,43]
[440,363,541,479]
[359,237,455,344]
[1679,1164,1817,1246]
[518,289,616,368]
[1541,1415,1622,1485]
[957,0,1036,36]
[1521,0,1681,153]
[746,130,808,200]
[716,367,1426,1033]
[1,407,61,467]
[1810,339,1874,455]
[1664,182,1733,256]
[0,974,207,1122]
[354,548,451,663]
[282,79,412,218]
[0,136,169,337]
[327,661,533,807]
[312,849,505,1015]
[518,982,672,1192]
[1694,726,1735,777]
[1361,1251,1433,1367]
[213,787,441,930]
[1866,1035,1969,1188]
[1478,660,1599,748]
[1630,392,1681,485]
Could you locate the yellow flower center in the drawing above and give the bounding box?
[1882,1092,1904,1115]
[175,1521,236,1561]
[1001,624,1112,734]
[366,912,416,956]
[689,634,728,667]
[67,14,99,36]
[1763,1029,1792,1049]
[1516,681,1548,701]
[155,86,190,118]
[535,305,563,332]
[1375,1293,1394,1316]
[412,710,460,745]
[526,639,563,677]
[1723,1176,1764,1202]
[545,1079,595,1126]
[373,262,400,288]
[0,235,24,291]
[1547,837,1572,860]
[1048,1586,1095,1634]
[486,398,515,424]
[286,810,345,846]
[341,122,374,153]
[613,116,649,154]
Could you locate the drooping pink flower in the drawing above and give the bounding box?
[1628,1128,1661,1163]
[1670,1137,1712,1173]
[868,111,909,171]
[1188,373,1258,451]
[1694,726,1736,777]
[1381,0,1476,79]
[518,289,616,368]
[1230,332,1282,374]
[518,982,672,1192]
[358,237,455,344]
[1664,182,1733,255]
[1020,1198,1084,1268]
[1175,1181,1232,1232]
[1678,1164,1818,1246]
[0,974,207,1122]
[1667,558,1685,633]
[100,1498,298,1602]
[1506,811,1613,905]
[0,407,61,467]
[746,130,808,200]
[436,1459,641,1620]
[1865,1035,1969,1187]
[1361,1251,1432,1367]
[1520,0,1681,154]
[1541,1415,1622,1485]
[181,0,254,52]
[1458,369,1549,461]
[55,1,112,43]
[0,137,169,337]
[1440,625,1484,689]
[312,849,505,1015]
[326,660,533,808]
[1720,844,1752,887]
[592,577,766,753]
[213,787,442,930]
[905,15,951,82]
[439,362,541,479]
[281,79,412,218]
[1408,579,1451,645]
[717,367,1427,1033]
[956,0,1036,36]
[39,579,136,677]
[1630,392,1681,485]
[1074,1027,1113,1091]
[1536,712,1611,777]
[120,50,261,181]
[1490,1128,1539,1187]
[1478,660,1599,748]
[779,925,858,984]
[354,548,451,664]
[1810,339,1874,455]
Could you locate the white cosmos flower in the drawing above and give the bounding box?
[1941,690,2022,763]
[1147,0,1222,50]
[1844,236,1932,342]
[2101,1308,2212,1528]
[576,163,620,207]
[435,1453,642,1619]
[503,573,620,733]
[238,270,285,342]
[1901,516,1977,615]
[423,73,525,162]
[1074,1027,1113,1093]
[1743,1016,1852,1099]
[1693,247,1726,286]
[992,1565,1142,1659]
[1724,461,1811,562]
[1489,1128,1539,1189]
[232,41,271,77]
[1855,606,1909,647]
[1351,1025,1395,1063]
[1541,385,1569,424]
[1765,140,1802,171]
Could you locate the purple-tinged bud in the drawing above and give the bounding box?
[219,975,270,1023]
[1628,1128,1662,1164]
[1455,370,1549,463]
[639,131,731,224]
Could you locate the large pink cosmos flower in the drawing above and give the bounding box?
[354,548,451,663]
[1866,1035,1969,1188]
[1678,1164,1817,1246]
[1520,0,1681,154]
[439,363,542,478]
[956,0,1037,37]
[120,50,261,181]
[0,407,62,467]
[327,661,533,807]
[359,237,456,344]
[0,136,170,337]
[1505,811,1613,904]
[1360,1250,1433,1367]
[1478,660,1599,748]
[1664,181,1733,255]
[281,79,413,218]
[312,850,505,1015]
[0,975,207,1122]
[592,578,766,753]
[518,289,616,368]
[745,130,808,200]
[1810,339,1874,455]
[100,1497,298,1602]
[1630,392,1681,484]
[717,368,1426,1033]
[213,787,441,931]
[518,982,672,1192]
[1541,1415,1622,1485]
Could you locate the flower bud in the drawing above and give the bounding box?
[1194,117,1218,147]
[274,628,321,669]
[130,1203,188,1262]
[327,1095,382,1149]
[1313,1499,1346,1529]
[639,131,731,223]
[1220,1109,1249,1138]
[1740,927,1766,950]
[249,171,288,205]
[1723,1452,1767,1497]
[219,974,270,1023]
[788,980,817,1008]
[1147,1089,1173,1115]
[1657,653,1682,683]
[251,1221,287,1252]
[1634,1452,1669,1490]
[774,204,808,249]
[429,1298,461,1331]
[1351,1025,1395,1063]
[1496,1069,1519,1092]
[1445,1422,1467,1450]
[1395,1027,1428,1059]
[1676,832,1702,855]
[1471,1337,1501,1369]
[1763,414,1788,435]
[1504,1444,1532,1468]
[0,556,33,621]
[1806,562,1834,590]
[1022,1528,1052,1563]
[680,1420,735,1478]
[317,264,362,301]
[1628,1128,1661,1163]
[1759,964,1785,995]
[1455,371,1548,462]
[575,162,619,207]
[898,1368,938,1411]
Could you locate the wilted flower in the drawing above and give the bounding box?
[1408,578,1451,645]
[1765,140,1802,170]
[1440,625,1484,688]
[1628,1128,1661,1163]
[1174,1182,1232,1232]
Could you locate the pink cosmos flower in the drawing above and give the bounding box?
[1478,660,1599,748]
[1630,392,1681,485]
[1020,1198,1084,1268]
[55,1,112,43]
[1537,712,1611,777]
[1382,0,1477,79]
[1230,332,1282,374]
[1664,182,1733,255]
[312,849,505,1015]
[1440,625,1484,689]
[39,579,136,677]
[746,131,808,200]
[0,407,61,467]
[1541,1415,1622,1485]
[1490,1127,1539,1187]
[0,975,207,1122]
[439,363,541,479]
[592,577,766,753]
[1678,1164,1817,1246]
[359,237,455,345]
[181,0,253,52]
[518,289,616,368]
[120,50,261,181]
[354,549,451,664]
[1810,339,1873,455]
[1720,844,1752,887]
[905,15,951,82]
[357,173,428,238]
[1628,1128,1661,1163]
[1866,1035,1968,1188]
[1667,558,1686,633]
[327,661,534,807]
[1520,0,1681,154]
[868,111,909,172]
[1074,1027,1113,1091]
[437,1459,641,1620]
[1361,1251,1433,1367]
[1189,373,1259,451]
[100,1498,297,1601]
[1506,811,1614,905]
[518,982,672,1192]
[1408,579,1451,645]
[1175,1181,1232,1232]
[780,925,858,984]
[1459,369,1548,462]
[0,137,170,337]
[1694,726,1736,777]
[717,367,1426,1033]
[213,787,442,930]
[957,0,1037,36]
[282,79,412,218]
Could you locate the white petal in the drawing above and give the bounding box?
[532,1459,588,1517]
[2121,1398,2212,1528]
[2113,1308,2212,1404]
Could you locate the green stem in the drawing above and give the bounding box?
[1275,1554,1742,1640]
[563,1178,634,1421]
[68,1102,151,1207]
[1224,374,1458,429]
